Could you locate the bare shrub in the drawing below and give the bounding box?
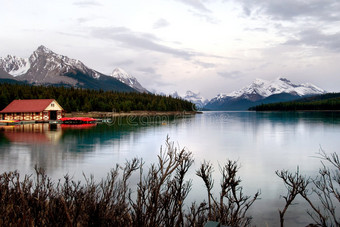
[303,151,340,227]
[196,160,261,227]
[0,137,261,227]
[276,167,310,227]
[277,151,340,227]
[129,136,193,227]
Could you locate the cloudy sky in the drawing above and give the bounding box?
[1,0,340,98]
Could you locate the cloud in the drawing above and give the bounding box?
[153,18,170,29]
[218,70,242,79]
[112,59,134,67]
[73,1,101,7]
[173,0,211,13]
[137,67,157,74]
[244,27,268,32]
[173,0,219,24]
[194,60,216,68]
[189,10,219,24]
[264,1,340,21]
[284,29,340,52]
[56,31,88,38]
[90,26,199,59]
[77,17,92,24]
[236,0,340,21]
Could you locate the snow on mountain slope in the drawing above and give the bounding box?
[205,77,327,110]
[164,90,207,109]
[182,91,208,108]
[214,77,326,102]
[0,45,137,92]
[0,55,30,77]
[0,45,104,84]
[110,68,148,93]
[24,45,104,84]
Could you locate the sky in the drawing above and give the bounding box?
[1,0,340,99]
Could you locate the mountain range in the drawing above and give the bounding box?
[205,78,326,110]
[0,45,149,93]
[0,46,328,111]
[169,91,208,109]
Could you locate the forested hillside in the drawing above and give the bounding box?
[0,83,194,112]
[249,93,340,111]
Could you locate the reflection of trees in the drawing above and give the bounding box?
[0,115,191,175]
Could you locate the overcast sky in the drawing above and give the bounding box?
[1,0,340,98]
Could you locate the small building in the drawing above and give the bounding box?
[0,99,64,121]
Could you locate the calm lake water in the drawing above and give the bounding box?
[1,111,340,226]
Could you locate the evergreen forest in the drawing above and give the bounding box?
[249,93,340,111]
[0,83,194,112]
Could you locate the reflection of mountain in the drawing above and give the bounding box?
[0,124,62,144]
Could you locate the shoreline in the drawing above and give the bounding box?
[65,110,201,118]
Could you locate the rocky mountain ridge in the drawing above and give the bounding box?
[110,68,149,93]
[0,46,146,93]
[205,78,327,110]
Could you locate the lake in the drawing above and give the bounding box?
[1,111,340,226]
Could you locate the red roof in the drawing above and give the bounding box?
[0,99,56,113]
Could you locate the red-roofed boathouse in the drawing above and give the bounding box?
[0,99,64,121]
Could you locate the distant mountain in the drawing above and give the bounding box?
[0,45,137,92]
[165,91,208,109]
[205,78,327,110]
[150,90,207,110]
[182,91,208,109]
[110,68,149,93]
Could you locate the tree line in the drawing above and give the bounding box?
[249,93,340,111]
[0,83,194,112]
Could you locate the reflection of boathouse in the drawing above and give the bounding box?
[0,124,62,144]
[0,99,64,121]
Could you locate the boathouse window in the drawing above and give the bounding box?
[51,103,55,107]
[35,112,40,115]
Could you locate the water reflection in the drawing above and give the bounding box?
[0,115,189,176]
[0,124,62,144]
[0,112,339,226]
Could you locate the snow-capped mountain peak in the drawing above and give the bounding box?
[1,45,105,84]
[111,68,134,80]
[23,45,103,83]
[227,77,326,101]
[167,90,208,109]
[0,45,139,92]
[36,45,53,54]
[183,90,208,109]
[110,68,148,93]
[205,77,327,110]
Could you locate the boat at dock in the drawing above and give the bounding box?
[0,120,21,125]
[59,117,97,124]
